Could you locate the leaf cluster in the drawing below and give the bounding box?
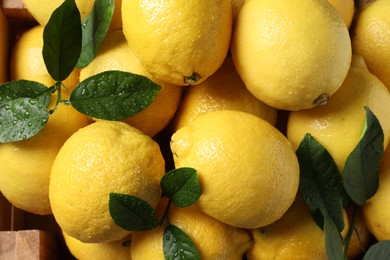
[0,0,160,143]
[109,167,202,260]
[297,107,388,259]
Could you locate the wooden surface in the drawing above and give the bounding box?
[1,0,35,22]
[0,230,57,259]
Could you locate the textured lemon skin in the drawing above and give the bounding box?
[231,0,352,110]
[246,195,349,260]
[0,102,90,215]
[173,57,277,131]
[10,25,80,90]
[171,110,299,229]
[80,30,182,137]
[327,0,355,28]
[122,0,232,86]
[363,146,390,241]
[50,121,165,243]
[131,199,252,260]
[287,56,390,172]
[23,0,122,32]
[352,0,390,92]
[63,232,132,260]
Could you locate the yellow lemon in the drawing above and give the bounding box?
[170,110,299,229]
[287,55,390,172]
[49,121,165,243]
[352,0,390,92]
[246,195,350,260]
[328,0,355,28]
[173,57,277,131]
[0,101,90,215]
[9,25,80,91]
[121,0,232,86]
[130,199,252,260]
[80,30,182,137]
[63,232,132,260]
[231,0,352,110]
[362,145,390,240]
[232,0,246,20]
[0,8,8,83]
[23,0,122,32]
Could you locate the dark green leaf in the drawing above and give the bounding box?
[363,240,390,260]
[323,211,344,260]
[0,98,49,143]
[43,0,82,81]
[297,133,345,232]
[70,70,160,120]
[161,168,201,208]
[77,0,114,68]
[0,80,51,107]
[109,192,158,231]
[342,106,384,206]
[163,224,200,260]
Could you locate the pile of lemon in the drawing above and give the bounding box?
[1,0,390,259]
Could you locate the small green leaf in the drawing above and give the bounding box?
[163,224,200,260]
[0,98,49,143]
[296,133,345,232]
[161,168,201,208]
[0,80,51,107]
[342,106,384,206]
[109,192,158,231]
[363,240,390,260]
[43,0,82,81]
[70,70,160,120]
[323,211,344,260]
[77,0,114,68]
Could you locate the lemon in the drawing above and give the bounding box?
[231,0,352,110]
[63,232,132,260]
[9,25,80,91]
[0,8,8,83]
[130,199,252,259]
[173,57,277,131]
[170,110,299,229]
[121,0,232,86]
[23,0,122,32]
[0,102,90,215]
[287,55,390,172]
[352,0,390,91]
[328,0,355,28]
[246,195,350,260]
[49,121,165,243]
[80,30,182,137]
[232,0,246,20]
[362,145,390,240]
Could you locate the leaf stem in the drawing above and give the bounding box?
[343,203,358,260]
[48,81,62,114]
[159,199,172,227]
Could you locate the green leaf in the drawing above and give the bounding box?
[323,211,344,260]
[342,106,384,206]
[76,0,114,68]
[0,80,51,107]
[161,168,201,208]
[163,224,200,260]
[296,133,345,232]
[70,70,160,120]
[109,192,158,231]
[363,240,390,260]
[43,0,82,81]
[0,98,49,143]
